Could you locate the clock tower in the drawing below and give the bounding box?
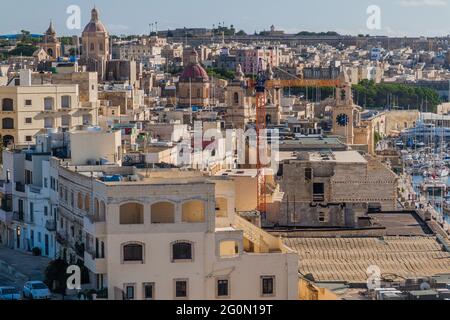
[332,74,361,144]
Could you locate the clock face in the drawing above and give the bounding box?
[336,113,349,127]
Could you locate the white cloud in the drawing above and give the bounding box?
[398,0,447,7]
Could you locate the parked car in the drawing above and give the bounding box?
[0,287,21,300]
[23,281,51,300]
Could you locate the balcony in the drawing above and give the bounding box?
[13,211,24,222]
[312,194,325,202]
[56,232,69,246]
[84,215,106,236]
[84,250,107,274]
[0,210,12,224]
[45,219,57,231]
[1,196,12,213]
[15,182,25,193]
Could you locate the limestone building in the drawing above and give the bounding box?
[81,7,110,80]
[177,49,210,108]
[40,22,61,60]
[268,150,398,227]
[51,156,298,299]
[224,64,255,128]
[331,74,376,154]
[0,70,97,147]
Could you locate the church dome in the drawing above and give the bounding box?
[180,49,209,82]
[83,7,108,33]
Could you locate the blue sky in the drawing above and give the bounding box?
[1,0,450,37]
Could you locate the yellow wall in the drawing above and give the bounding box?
[298,278,340,300]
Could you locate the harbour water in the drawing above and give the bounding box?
[412,175,450,223]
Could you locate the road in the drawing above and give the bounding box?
[0,247,50,292]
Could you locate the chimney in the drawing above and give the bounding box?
[20,69,32,86]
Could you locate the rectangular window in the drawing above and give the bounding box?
[61,115,71,127]
[26,136,32,142]
[25,99,32,106]
[44,117,53,129]
[217,279,229,298]
[174,279,188,299]
[143,283,155,300]
[305,168,312,181]
[61,96,71,109]
[44,206,48,216]
[29,202,34,223]
[25,118,32,124]
[123,244,143,262]
[44,178,48,188]
[261,276,275,297]
[313,183,325,202]
[124,284,135,300]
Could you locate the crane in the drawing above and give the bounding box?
[249,60,343,214]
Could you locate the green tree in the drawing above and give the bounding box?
[206,67,235,80]
[44,259,69,294]
[352,80,441,112]
[8,43,38,57]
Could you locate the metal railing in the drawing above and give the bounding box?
[13,211,24,222]
[15,182,25,193]
[45,220,57,231]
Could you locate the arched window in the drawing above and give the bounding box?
[233,92,239,105]
[2,118,14,129]
[181,200,205,223]
[85,194,90,213]
[94,198,99,216]
[77,193,83,210]
[99,201,106,222]
[171,241,193,262]
[151,202,175,224]
[122,243,144,263]
[120,203,144,225]
[2,98,13,111]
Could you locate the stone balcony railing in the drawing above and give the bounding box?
[84,215,106,236]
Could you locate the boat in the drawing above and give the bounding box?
[438,167,450,178]
[443,200,450,215]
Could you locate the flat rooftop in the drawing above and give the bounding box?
[68,166,211,186]
[309,150,367,163]
[368,212,432,236]
[215,169,258,178]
